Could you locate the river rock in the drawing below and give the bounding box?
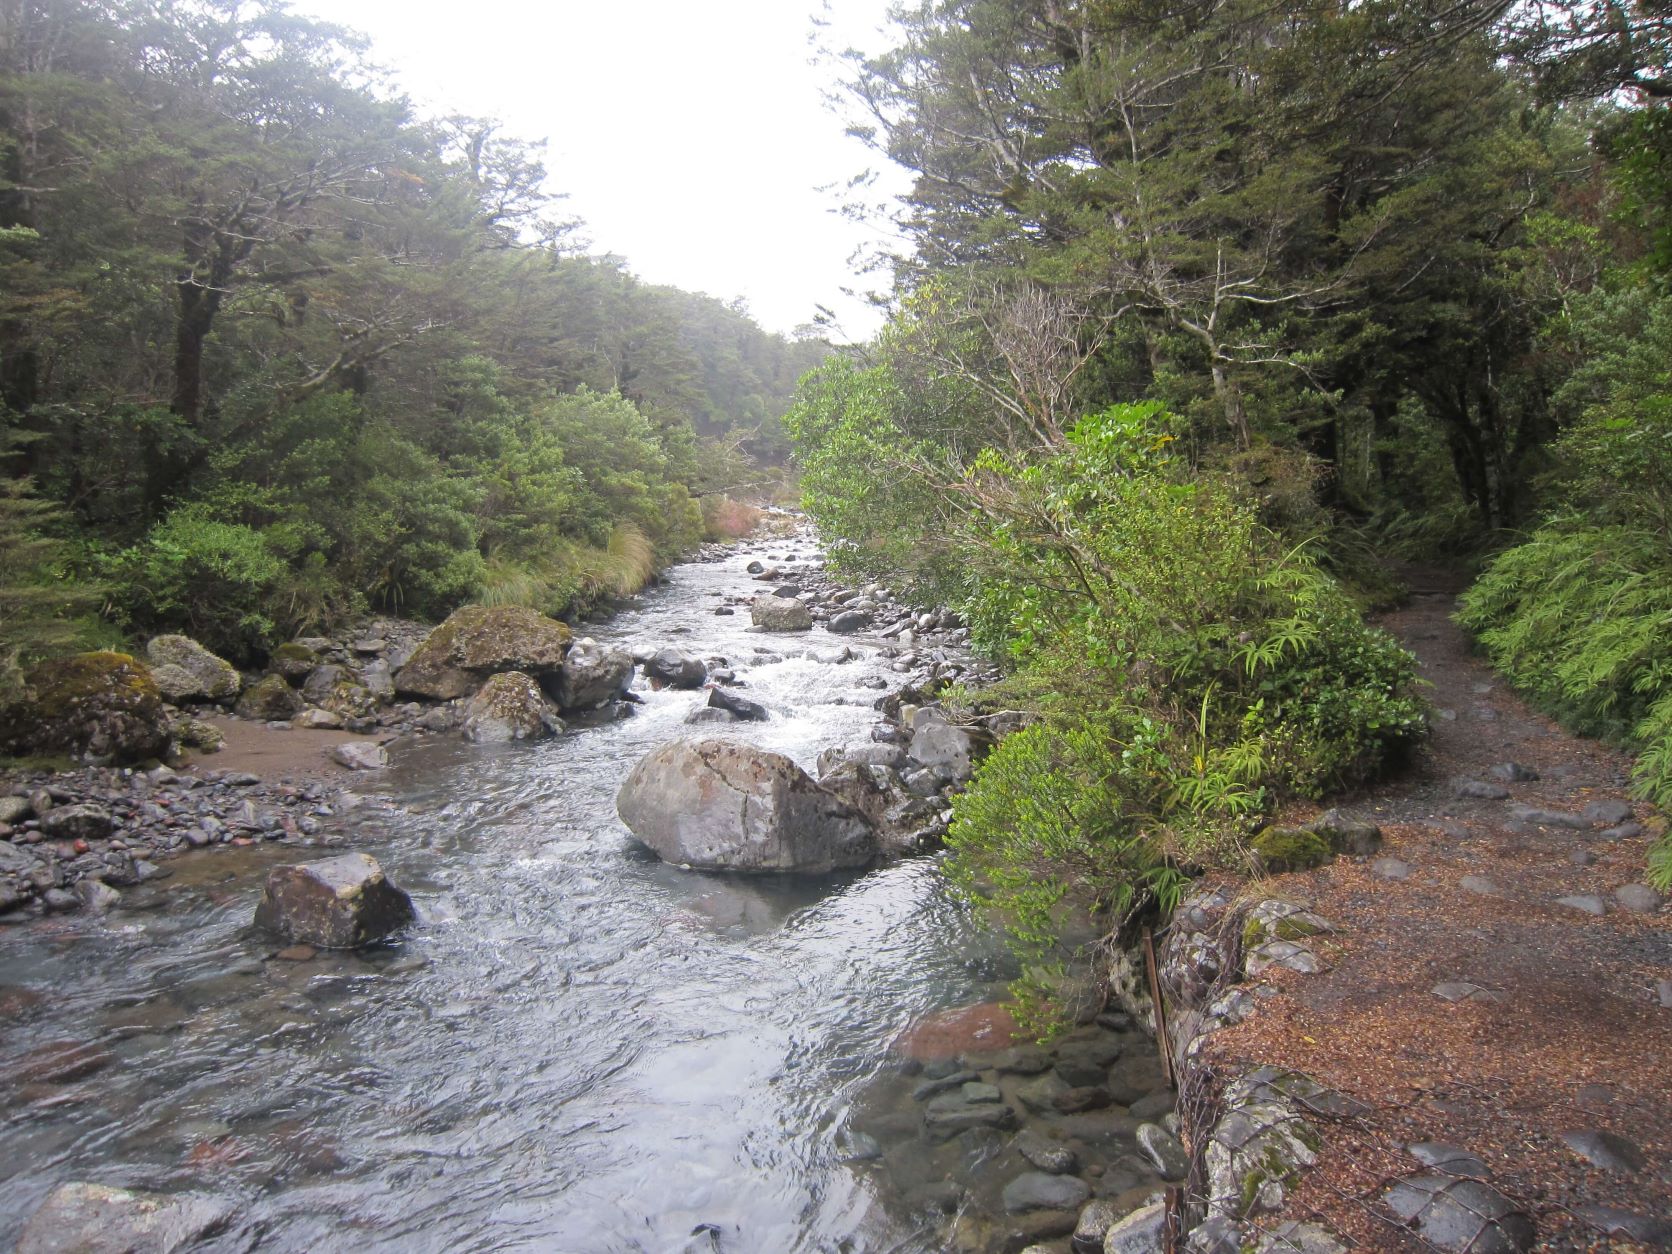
[16,1181,235,1254]
[707,686,768,721]
[818,761,910,830]
[1136,1122,1189,1180]
[145,634,241,701]
[38,803,113,842]
[828,610,870,633]
[395,605,574,700]
[292,707,344,730]
[332,742,387,771]
[269,641,319,680]
[554,639,634,711]
[1103,1203,1166,1254]
[750,595,812,631]
[253,852,415,948]
[907,718,978,782]
[2,652,170,764]
[646,648,707,689]
[616,739,877,873]
[236,674,306,721]
[1003,1171,1092,1214]
[74,877,121,913]
[460,671,563,743]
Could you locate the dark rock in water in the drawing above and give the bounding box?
[253,853,415,948]
[332,742,386,771]
[553,639,634,711]
[685,707,738,725]
[39,803,113,842]
[745,560,766,574]
[818,762,910,831]
[907,719,979,783]
[646,648,707,689]
[828,610,870,634]
[707,687,768,722]
[74,878,121,913]
[770,583,803,598]
[1014,1129,1079,1175]
[3,652,170,764]
[16,1181,235,1254]
[616,739,876,873]
[237,674,306,721]
[922,1092,1018,1140]
[1000,1170,1091,1214]
[460,671,563,743]
[1053,1086,1113,1114]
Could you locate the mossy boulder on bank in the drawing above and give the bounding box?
[2,652,170,764]
[235,674,306,721]
[269,641,319,680]
[145,635,241,701]
[1251,826,1334,873]
[395,605,574,700]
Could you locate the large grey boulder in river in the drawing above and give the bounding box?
[16,1181,235,1254]
[616,739,877,873]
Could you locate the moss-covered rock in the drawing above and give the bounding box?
[395,605,574,700]
[144,635,240,701]
[235,673,306,721]
[269,641,319,681]
[1251,825,1334,873]
[1306,808,1383,856]
[460,671,563,742]
[3,652,170,764]
[174,717,226,753]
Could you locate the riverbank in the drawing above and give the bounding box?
[1146,578,1671,1252]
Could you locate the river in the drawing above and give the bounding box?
[0,533,1019,1252]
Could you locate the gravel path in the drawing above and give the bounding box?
[1201,576,1672,1251]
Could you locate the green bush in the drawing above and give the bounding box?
[941,404,1426,1023]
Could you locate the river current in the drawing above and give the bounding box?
[0,534,1013,1252]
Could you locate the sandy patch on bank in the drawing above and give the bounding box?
[181,716,390,783]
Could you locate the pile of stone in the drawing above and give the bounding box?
[0,764,390,920]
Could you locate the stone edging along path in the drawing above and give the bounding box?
[1125,581,1671,1253]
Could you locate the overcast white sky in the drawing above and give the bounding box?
[301,0,911,338]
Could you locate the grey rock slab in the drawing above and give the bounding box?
[1432,981,1502,1004]
[1250,1223,1349,1254]
[1508,805,1586,830]
[1381,1174,1534,1253]
[1582,799,1634,827]
[1560,1128,1645,1173]
[1372,856,1412,880]
[16,1181,235,1254]
[1014,1130,1079,1175]
[1016,1072,1072,1115]
[1102,1202,1165,1254]
[1309,808,1382,855]
[960,1081,1002,1104]
[911,1069,979,1101]
[1001,1170,1091,1214]
[1575,1204,1672,1245]
[1555,894,1608,916]
[1135,1122,1189,1181]
[992,1045,1053,1075]
[1459,875,1505,897]
[1488,762,1539,782]
[1600,821,1644,841]
[922,1096,1018,1140]
[331,742,387,771]
[1658,978,1672,1008]
[1409,1141,1490,1177]
[1569,849,1598,866]
[1455,779,1511,800]
[1614,883,1663,913]
[253,853,415,948]
[1128,1091,1175,1120]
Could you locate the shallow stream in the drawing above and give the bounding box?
[0,536,1016,1251]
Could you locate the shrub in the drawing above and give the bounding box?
[0,469,102,701]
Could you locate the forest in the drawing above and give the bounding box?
[0,0,825,675]
[781,0,1672,982]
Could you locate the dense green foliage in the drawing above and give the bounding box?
[0,1,823,659]
[789,0,1672,991]
[1459,287,1672,885]
[938,404,1423,1014]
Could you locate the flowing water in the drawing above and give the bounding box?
[0,536,1014,1252]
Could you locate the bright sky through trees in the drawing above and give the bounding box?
[302,0,907,337]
